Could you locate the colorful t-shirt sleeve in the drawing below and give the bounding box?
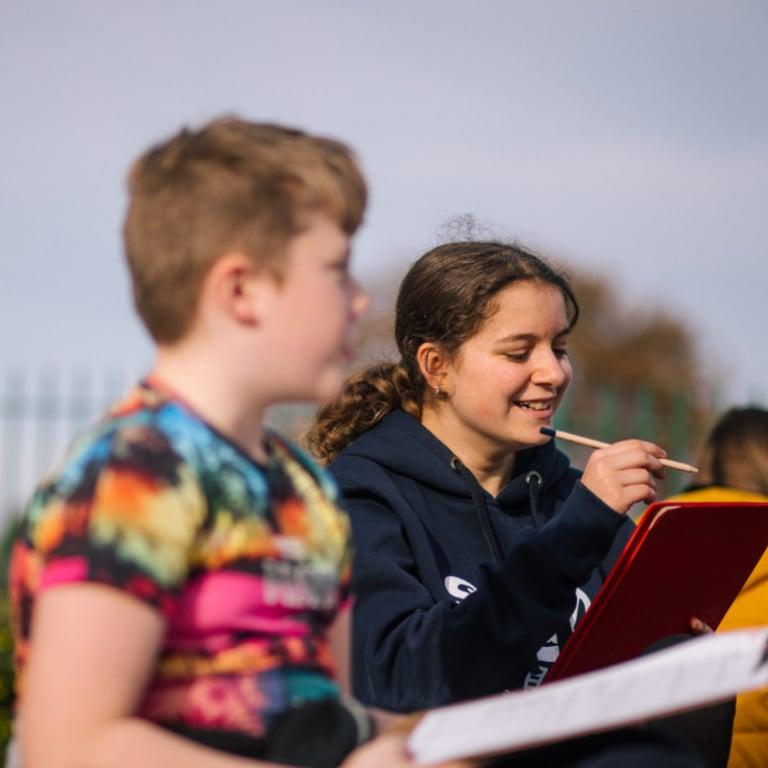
[24,422,207,618]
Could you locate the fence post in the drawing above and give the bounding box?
[668,392,692,493]
[632,387,656,441]
[33,369,60,481]
[68,368,93,434]
[100,370,127,415]
[596,386,619,443]
[1,372,25,516]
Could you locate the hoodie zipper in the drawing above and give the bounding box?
[526,470,543,530]
[451,458,503,564]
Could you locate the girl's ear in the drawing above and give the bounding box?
[416,341,450,393]
[204,252,273,327]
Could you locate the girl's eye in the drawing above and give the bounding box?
[505,352,529,362]
[553,348,569,359]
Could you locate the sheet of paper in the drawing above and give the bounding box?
[408,627,768,765]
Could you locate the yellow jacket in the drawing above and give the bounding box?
[666,486,768,768]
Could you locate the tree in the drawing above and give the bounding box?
[562,272,709,448]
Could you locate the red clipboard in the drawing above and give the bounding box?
[545,501,768,683]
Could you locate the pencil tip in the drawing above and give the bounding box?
[540,427,556,437]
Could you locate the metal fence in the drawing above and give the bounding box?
[553,386,706,499]
[0,369,133,520]
[0,369,323,521]
[0,368,723,521]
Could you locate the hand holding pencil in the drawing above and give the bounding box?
[540,428,699,473]
[540,427,698,515]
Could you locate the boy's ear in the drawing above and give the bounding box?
[416,341,449,392]
[206,252,274,326]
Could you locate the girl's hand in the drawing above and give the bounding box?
[580,439,667,515]
[690,616,714,635]
[341,732,470,768]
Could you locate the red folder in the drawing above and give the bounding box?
[545,501,768,683]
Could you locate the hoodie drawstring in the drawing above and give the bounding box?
[451,458,503,564]
[526,470,543,530]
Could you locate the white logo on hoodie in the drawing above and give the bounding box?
[444,575,478,601]
[523,587,591,688]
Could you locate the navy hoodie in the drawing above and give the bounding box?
[330,410,633,712]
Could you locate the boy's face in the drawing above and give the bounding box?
[260,215,369,403]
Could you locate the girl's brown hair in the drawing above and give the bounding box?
[306,240,579,463]
[699,407,768,494]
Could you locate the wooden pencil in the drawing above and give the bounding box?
[540,427,699,474]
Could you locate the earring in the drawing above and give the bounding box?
[433,384,442,396]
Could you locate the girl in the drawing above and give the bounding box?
[308,240,670,712]
[668,406,768,768]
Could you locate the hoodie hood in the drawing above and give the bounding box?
[340,409,573,511]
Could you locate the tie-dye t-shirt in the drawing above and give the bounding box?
[8,382,352,740]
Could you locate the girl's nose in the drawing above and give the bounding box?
[532,350,569,388]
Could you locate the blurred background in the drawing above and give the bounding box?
[2,1,768,519]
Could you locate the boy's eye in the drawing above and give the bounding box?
[504,352,529,362]
[328,261,351,276]
[554,347,569,358]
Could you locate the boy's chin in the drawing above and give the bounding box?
[314,384,344,405]
[308,371,346,405]
[270,365,346,406]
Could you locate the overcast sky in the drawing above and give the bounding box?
[2,0,767,406]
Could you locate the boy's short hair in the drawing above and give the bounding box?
[124,117,367,343]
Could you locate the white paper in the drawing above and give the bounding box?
[408,627,768,765]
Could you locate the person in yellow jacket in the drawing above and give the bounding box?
[667,406,768,768]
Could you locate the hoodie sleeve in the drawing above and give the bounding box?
[340,473,626,712]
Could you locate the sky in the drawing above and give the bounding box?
[2,0,767,407]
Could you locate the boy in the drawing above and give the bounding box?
[7,118,438,768]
